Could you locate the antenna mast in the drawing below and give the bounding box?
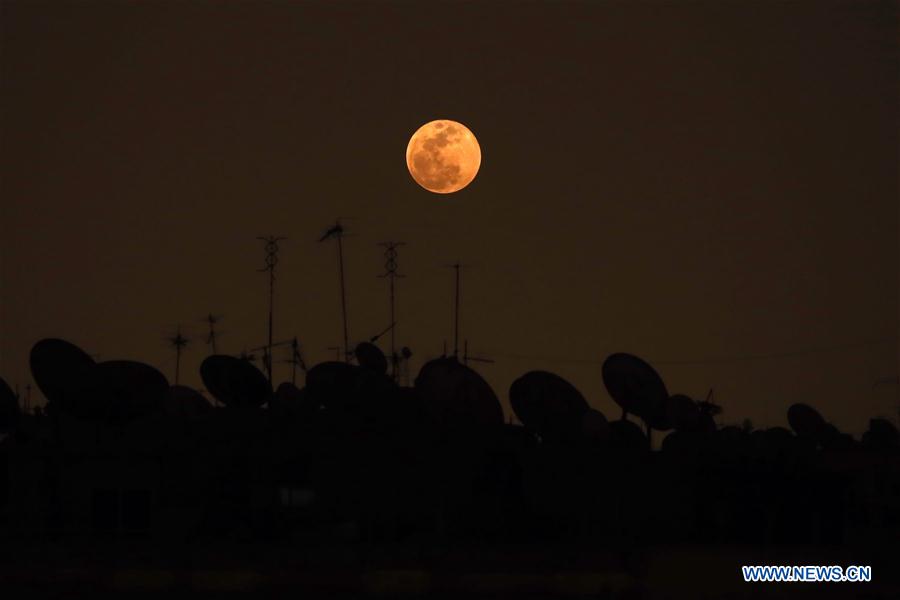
[320,221,350,362]
[284,337,307,386]
[167,327,189,385]
[205,313,222,355]
[443,262,466,359]
[378,241,405,381]
[258,235,286,384]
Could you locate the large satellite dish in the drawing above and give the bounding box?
[509,370,589,441]
[786,403,827,439]
[415,357,503,428]
[200,355,271,408]
[601,353,669,422]
[29,338,95,414]
[84,361,169,422]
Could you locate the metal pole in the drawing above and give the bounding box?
[291,338,298,386]
[267,265,274,382]
[379,241,404,381]
[389,273,396,376]
[337,234,349,363]
[175,344,181,385]
[258,236,285,385]
[454,263,460,359]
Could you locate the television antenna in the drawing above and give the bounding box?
[280,337,307,386]
[258,235,287,384]
[203,313,224,355]
[165,326,189,385]
[378,241,405,381]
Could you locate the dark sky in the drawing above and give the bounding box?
[1,0,897,433]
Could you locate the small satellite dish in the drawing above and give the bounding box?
[862,418,899,449]
[602,353,669,422]
[200,355,271,408]
[271,382,319,418]
[86,361,169,422]
[306,361,359,399]
[274,381,304,404]
[29,338,95,413]
[354,342,388,375]
[608,418,647,451]
[415,357,503,428]
[786,403,827,438]
[0,377,20,430]
[509,370,589,441]
[164,385,212,418]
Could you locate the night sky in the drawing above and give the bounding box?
[1,0,897,434]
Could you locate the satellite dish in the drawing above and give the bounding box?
[666,394,701,432]
[509,370,589,441]
[786,403,827,439]
[200,355,271,408]
[305,361,396,419]
[820,423,856,451]
[862,418,898,449]
[306,361,360,407]
[85,361,169,422]
[29,338,95,413]
[274,381,304,404]
[271,382,319,418]
[608,418,647,451]
[0,377,20,430]
[164,385,212,418]
[602,353,669,423]
[581,408,611,443]
[354,342,388,375]
[415,358,503,428]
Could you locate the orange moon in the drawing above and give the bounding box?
[405,120,481,194]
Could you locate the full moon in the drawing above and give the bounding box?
[406,120,481,194]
